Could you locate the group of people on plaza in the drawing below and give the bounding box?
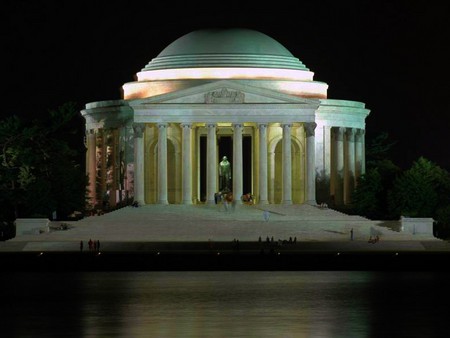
[368,235,380,244]
[259,236,297,246]
[214,190,255,211]
[214,190,236,211]
[79,239,101,252]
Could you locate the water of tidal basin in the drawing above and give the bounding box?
[1,271,448,337]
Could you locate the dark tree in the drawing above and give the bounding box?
[0,102,87,222]
[351,132,401,219]
[388,157,450,218]
[365,131,397,167]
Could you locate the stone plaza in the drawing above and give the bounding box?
[1,203,445,253]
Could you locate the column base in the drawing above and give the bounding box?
[182,200,193,205]
[305,200,317,206]
[258,200,269,205]
[136,200,145,206]
[206,199,216,206]
[282,200,292,205]
[158,200,169,205]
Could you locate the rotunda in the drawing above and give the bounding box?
[81,28,370,208]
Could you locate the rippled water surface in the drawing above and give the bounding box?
[1,271,449,337]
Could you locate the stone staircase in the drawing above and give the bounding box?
[1,203,440,248]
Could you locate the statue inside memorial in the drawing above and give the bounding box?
[219,156,231,192]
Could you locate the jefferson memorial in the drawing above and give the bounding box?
[81,28,370,208]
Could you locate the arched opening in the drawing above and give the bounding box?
[271,137,304,204]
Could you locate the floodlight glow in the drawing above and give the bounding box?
[122,78,328,100]
[137,67,314,81]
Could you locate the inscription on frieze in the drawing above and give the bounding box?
[205,88,245,103]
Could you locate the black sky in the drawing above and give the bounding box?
[2,0,449,169]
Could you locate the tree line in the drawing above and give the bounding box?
[348,132,450,238]
[0,102,87,239]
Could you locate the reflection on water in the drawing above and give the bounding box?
[0,271,448,337]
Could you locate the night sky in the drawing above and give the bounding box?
[2,1,449,170]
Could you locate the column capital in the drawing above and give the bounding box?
[157,123,168,129]
[132,123,145,138]
[257,123,268,130]
[232,123,243,129]
[281,123,292,128]
[206,123,216,129]
[333,127,346,141]
[180,123,192,129]
[304,122,317,137]
[355,128,365,141]
[346,127,356,139]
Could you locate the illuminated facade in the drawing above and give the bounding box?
[81,29,370,208]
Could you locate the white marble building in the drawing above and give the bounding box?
[81,28,370,208]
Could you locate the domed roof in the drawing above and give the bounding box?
[141,28,309,71]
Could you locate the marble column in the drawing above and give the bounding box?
[233,123,243,204]
[258,123,268,205]
[345,128,356,204]
[109,129,119,207]
[282,123,292,205]
[355,129,364,183]
[324,126,332,180]
[181,123,193,204]
[334,127,345,206]
[98,129,107,203]
[133,123,145,205]
[269,151,275,204]
[361,129,366,175]
[206,123,217,205]
[157,123,168,204]
[305,122,317,205]
[86,129,97,207]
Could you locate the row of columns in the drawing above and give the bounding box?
[85,130,97,206]
[86,123,365,208]
[131,122,318,206]
[332,127,365,205]
[86,123,366,208]
[85,128,120,208]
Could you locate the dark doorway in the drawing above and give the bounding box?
[218,136,233,162]
[199,134,252,201]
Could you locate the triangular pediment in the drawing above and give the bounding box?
[130,80,317,105]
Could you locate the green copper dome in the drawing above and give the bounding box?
[141,28,309,71]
